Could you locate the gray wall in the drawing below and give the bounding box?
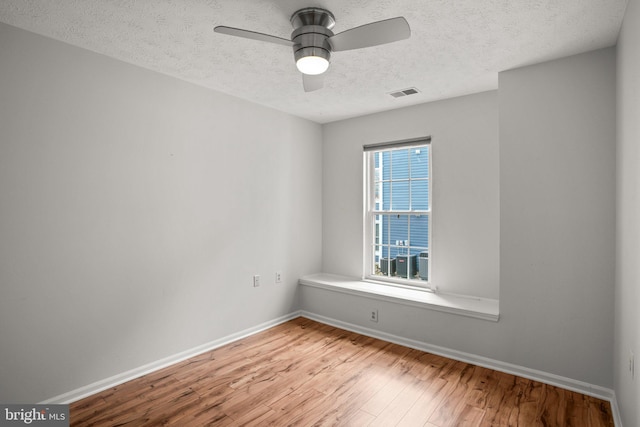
[322,91,501,299]
[615,0,640,424]
[309,47,616,389]
[0,23,322,403]
[499,47,616,388]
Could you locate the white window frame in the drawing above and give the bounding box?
[363,137,433,291]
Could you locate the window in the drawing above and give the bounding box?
[363,138,431,288]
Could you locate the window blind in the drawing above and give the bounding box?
[363,136,431,152]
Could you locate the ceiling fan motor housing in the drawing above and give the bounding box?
[290,8,336,67]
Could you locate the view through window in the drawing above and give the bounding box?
[364,139,431,287]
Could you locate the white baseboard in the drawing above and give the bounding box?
[41,311,303,404]
[299,311,623,427]
[609,395,623,427]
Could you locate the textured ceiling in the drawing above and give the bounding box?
[0,0,628,123]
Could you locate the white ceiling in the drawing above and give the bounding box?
[0,0,628,123]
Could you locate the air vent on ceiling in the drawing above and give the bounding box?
[389,87,420,98]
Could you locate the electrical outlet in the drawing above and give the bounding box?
[253,275,260,287]
[275,272,282,283]
[370,309,378,323]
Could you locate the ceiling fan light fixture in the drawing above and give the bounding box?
[294,46,331,75]
[296,55,329,75]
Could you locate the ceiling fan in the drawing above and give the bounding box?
[214,7,411,92]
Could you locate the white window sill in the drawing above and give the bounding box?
[298,273,499,322]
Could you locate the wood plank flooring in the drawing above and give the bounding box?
[70,317,614,426]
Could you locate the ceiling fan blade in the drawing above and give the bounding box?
[303,73,324,92]
[328,17,410,52]
[214,26,293,47]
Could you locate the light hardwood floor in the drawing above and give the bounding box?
[70,317,614,426]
